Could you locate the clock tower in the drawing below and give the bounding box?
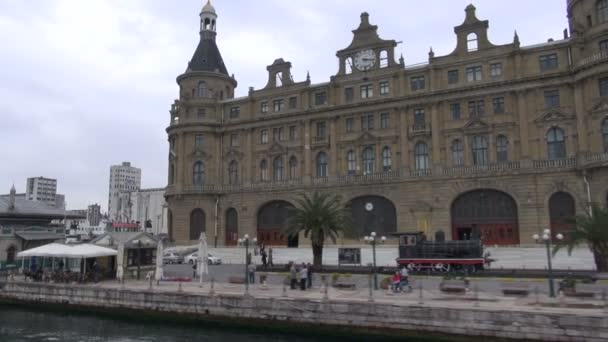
[335,12,399,76]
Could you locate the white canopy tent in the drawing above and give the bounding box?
[17,243,118,258]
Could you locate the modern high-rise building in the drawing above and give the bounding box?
[108,162,141,221]
[26,177,58,206]
[87,204,102,226]
[165,1,608,247]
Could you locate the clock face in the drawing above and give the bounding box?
[365,202,374,212]
[354,49,376,71]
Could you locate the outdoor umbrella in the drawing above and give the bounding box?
[197,232,209,284]
[116,243,125,281]
[155,238,164,282]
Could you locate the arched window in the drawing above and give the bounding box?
[273,157,284,181]
[316,152,328,178]
[467,33,478,52]
[197,81,207,98]
[382,147,392,171]
[6,246,16,264]
[602,118,608,153]
[168,164,175,184]
[379,50,388,68]
[362,147,375,175]
[347,150,356,175]
[452,139,464,166]
[414,142,429,170]
[496,135,509,162]
[289,156,298,179]
[547,127,566,160]
[260,159,268,181]
[229,160,238,185]
[193,161,205,185]
[472,135,488,165]
[598,0,608,24]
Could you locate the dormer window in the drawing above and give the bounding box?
[467,33,478,52]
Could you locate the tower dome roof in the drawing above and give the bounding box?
[201,0,216,15]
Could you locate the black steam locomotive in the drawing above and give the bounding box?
[394,232,488,272]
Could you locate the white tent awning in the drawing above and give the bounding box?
[17,243,117,259]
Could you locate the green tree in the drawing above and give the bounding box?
[284,192,351,268]
[553,204,608,272]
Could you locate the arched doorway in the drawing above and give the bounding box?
[225,208,238,246]
[451,189,519,245]
[347,196,397,237]
[549,192,575,241]
[257,201,297,247]
[6,245,16,264]
[189,209,206,240]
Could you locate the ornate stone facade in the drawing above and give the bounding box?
[166,0,608,247]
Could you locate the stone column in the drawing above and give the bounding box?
[430,103,441,167]
[330,118,338,177]
[399,107,410,171]
[517,90,530,159]
[574,81,588,153]
[303,120,312,182]
[177,132,185,191]
[464,135,471,166]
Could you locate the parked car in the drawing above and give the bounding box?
[185,252,222,265]
[163,252,184,264]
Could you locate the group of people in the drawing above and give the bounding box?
[391,266,412,293]
[289,262,313,290]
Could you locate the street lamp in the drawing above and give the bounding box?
[532,229,564,298]
[364,232,386,290]
[238,234,257,294]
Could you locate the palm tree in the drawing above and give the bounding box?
[284,192,351,268]
[553,204,608,272]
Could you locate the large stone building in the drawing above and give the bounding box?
[108,162,141,221]
[165,0,608,247]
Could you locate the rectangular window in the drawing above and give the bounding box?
[289,96,297,109]
[544,89,560,108]
[450,103,461,120]
[344,87,354,103]
[195,134,204,147]
[410,76,425,91]
[289,126,297,141]
[539,53,558,71]
[260,129,268,144]
[197,108,206,119]
[345,117,354,132]
[490,63,503,78]
[466,66,482,82]
[380,113,390,129]
[600,40,608,53]
[316,121,327,139]
[468,100,485,117]
[493,97,505,114]
[379,81,390,95]
[360,84,373,99]
[315,92,327,106]
[261,102,268,113]
[600,78,608,97]
[413,108,425,127]
[229,106,240,119]
[447,70,459,84]
[273,99,284,112]
[361,113,374,130]
[230,133,238,147]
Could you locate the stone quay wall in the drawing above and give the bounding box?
[1,282,607,341]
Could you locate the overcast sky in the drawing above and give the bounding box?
[0,0,568,211]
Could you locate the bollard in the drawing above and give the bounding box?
[209,278,215,296]
[418,283,424,305]
[473,284,479,307]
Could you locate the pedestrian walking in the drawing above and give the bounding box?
[268,248,274,267]
[306,262,313,288]
[300,263,308,290]
[248,262,256,284]
[192,262,197,279]
[290,263,297,289]
[261,249,267,268]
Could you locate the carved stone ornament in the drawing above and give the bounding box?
[534,109,573,124]
[189,149,212,161]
